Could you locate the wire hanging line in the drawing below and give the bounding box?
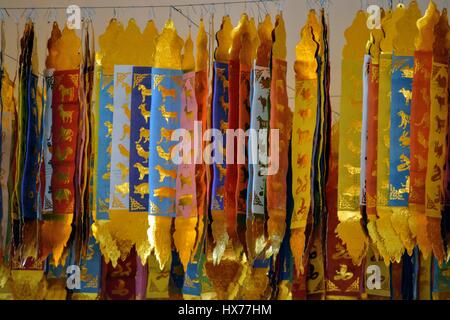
[0,0,279,11]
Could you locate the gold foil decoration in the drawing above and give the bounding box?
[45,22,61,69]
[196,19,208,71]
[142,20,159,67]
[375,4,409,264]
[149,18,183,270]
[98,19,124,75]
[230,13,248,62]
[256,14,273,67]
[336,10,370,266]
[182,30,195,71]
[54,26,81,70]
[214,16,233,63]
[415,1,439,52]
[385,0,422,256]
[272,13,287,61]
[290,12,319,275]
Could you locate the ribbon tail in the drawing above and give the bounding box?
[335,211,368,265]
[427,217,445,264]
[148,216,172,270]
[40,219,73,265]
[409,209,433,259]
[375,208,405,263]
[390,207,415,255]
[211,212,229,265]
[173,216,197,271]
[290,228,306,275]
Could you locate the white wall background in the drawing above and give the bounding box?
[0,0,444,116]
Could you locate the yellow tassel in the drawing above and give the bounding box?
[211,212,229,265]
[391,207,415,255]
[367,220,390,264]
[427,218,445,264]
[375,211,404,263]
[173,216,197,271]
[290,228,306,275]
[40,219,72,265]
[410,210,432,258]
[335,213,368,265]
[21,220,39,260]
[266,209,286,259]
[148,215,172,270]
[93,211,150,267]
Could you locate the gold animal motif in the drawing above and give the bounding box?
[276,79,285,93]
[397,154,410,172]
[55,171,70,184]
[55,146,73,161]
[414,154,427,171]
[218,164,226,181]
[418,131,428,148]
[220,120,228,131]
[55,188,72,203]
[136,142,149,163]
[138,104,150,123]
[120,124,130,141]
[276,103,285,112]
[138,84,152,102]
[134,163,149,180]
[115,182,129,197]
[134,183,149,199]
[398,88,412,105]
[344,164,360,175]
[159,105,178,124]
[399,131,410,147]
[105,103,114,112]
[435,115,446,134]
[153,187,176,202]
[105,121,113,138]
[122,82,132,96]
[333,264,354,281]
[179,174,192,188]
[158,85,177,101]
[220,95,229,112]
[216,67,229,91]
[59,84,74,102]
[156,145,172,161]
[158,127,174,144]
[116,162,129,180]
[58,105,73,124]
[137,127,150,144]
[118,144,130,157]
[58,127,73,142]
[401,65,414,78]
[184,104,194,120]
[397,110,410,130]
[154,165,177,182]
[178,194,193,209]
[122,104,131,120]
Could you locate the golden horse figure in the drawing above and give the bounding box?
[158,84,177,101]
[159,105,178,124]
[138,104,150,123]
[138,84,152,102]
[59,84,74,102]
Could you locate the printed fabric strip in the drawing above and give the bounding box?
[249,65,270,215]
[129,66,152,213]
[176,71,197,218]
[148,68,183,217]
[109,65,132,214]
[388,55,414,253]
[211,62,229,215]
[360,55,370,208]
[95,71,114,220]
[42,69,54,216]
[51,70,79,218]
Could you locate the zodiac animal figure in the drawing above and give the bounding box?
[120,124,130,141]
[156,145,172,161]
[137,127,150,144]
[54,146,73,161]
[59,84,74,102]
[122,104,131,120]
[55,171,70,184]
[58,105,73,124]
[158,127,174,144]
[256,116,269,129]
[58,127,73,142]
[55,188,72,203]
[116,162,129,180]
[118,144,130,157]
[258,96,267,113]
[105,121,113,138]
[219,95,229,112]
[158,85,177,101]
[105,103,114,112]
[398,88,412,104]
[159,105,178,124]
[435,142,443,158]
[179,174,192,188]
[115,182,129,197]
[218,164,226,181]
[397,154,410,172]
[134,163,149,180]
[154,165,176,182]
[135,142,149,163]
[134,183,149,199]
[153,187,176,202]
[435,115,446,133]
[178,195,193,209]
[399,130,410,147]
[216,67,229,91]
[220,119,228,131]
[138,104,150,123]
[138,84,152,102]
[333,264,354,281]
[397,110,410,130]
